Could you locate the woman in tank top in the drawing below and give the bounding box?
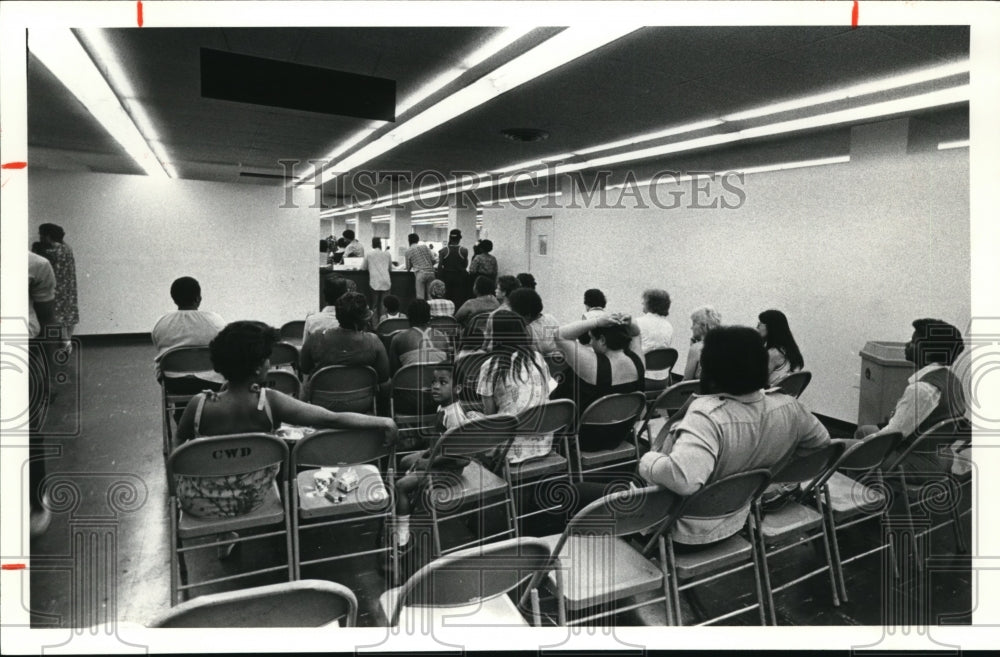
[388,300,449,372]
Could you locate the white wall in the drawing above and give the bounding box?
[483,146,969,423]
[29,170,319,334]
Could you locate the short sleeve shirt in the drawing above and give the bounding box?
[29,252,56,338]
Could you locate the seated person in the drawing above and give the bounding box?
[855,318,966,474]
[388,299,449,372]
[175,321,397,519]
[476,311,555,464]
[506,288,562,358]
[550,313,645,451]
[454,275,500,327]
[152,276,226,381]
[637,325,830,548]
[382,294,405,320]
[393,364,485,551]
[634,288,674,358]
[516,272,536,290]
[300,292,392,407]
[304,276,354,337]
[757,309,804,387]
[427,279,455,317]
[683,305,722,381]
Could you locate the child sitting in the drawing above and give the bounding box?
[393,364,484,550]
[383,294,405,320]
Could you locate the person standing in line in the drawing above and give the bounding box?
[468,239,498,294]
[342,229,365,258]
[436,229,470,308]
[363,237,393,322]
[28,251,58,536]
[405,233,436,300]
[37,223,79,350]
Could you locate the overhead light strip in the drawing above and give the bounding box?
[938,139,970,150]
[605,156,851,190]
[29,29,170,178]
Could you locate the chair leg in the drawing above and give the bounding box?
[897,469,922,573]
[555,567,567,627]
[530,588,541,627]
[169,497,180,606]
[658,536,674,626]
[747,511,769,626]
[950,478,967,554]
[813,493,840,607]
[751,505,777,625]
[666,538,682,625]
[878,469,902,581]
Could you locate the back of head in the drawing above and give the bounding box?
[448,229,462,245]
[584,288,607,309]
[407,299,431,326]
[691,305,722,338]
[489,310,532,351]
[590,324,631,351]
[700,326,769,395]
[343,229,355,241]
[643,288,672,316]
[336,237,348,249]
[479,239,493,253]
[210,321,279,382]
[383,294,401,315]
[516,272,537,290]
[170,276,201,308]
[335,292,372,329]
[408,233,420,245]
[323,276,351,307]
[497,275,521,298]
[428,279,447,299]
[474,275,494,297]
[507,287,543,321]
[910,318,964,367]
[758,309,803,370]
[39,223,66,243]
[371,236,382,250]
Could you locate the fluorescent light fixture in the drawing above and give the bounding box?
[938,139,969,150]
[316,26,639,179]
[723,61,969,122]
[606,155,850,190]
[30,29,169,178]
[482,191,564,206]
[371,214,391,222]
[573,119,725,156]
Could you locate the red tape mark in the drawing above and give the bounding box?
[1,162,27,169]
[137,1,143,27]
[2,564,27,570]
[851,1,859,28]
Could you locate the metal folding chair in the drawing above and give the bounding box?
[774,370,812,398]
[428,315,461,356]
[159,346,224,456]
[523,484,679,626]
[643,347,678,396]
[463,311,493,350]
[637,380,700,444]
[269,341,301,378]
[304,365,378,414]
[290,428,397,584]
[380,537,552,630]
[377,317,411,354]
[150,579,357,627]
[263,369,301,399]
[279,321,306,347]
[391,362,444,453]
[572,392,647,481]
[752,440,848,624]
[167,433,293,605]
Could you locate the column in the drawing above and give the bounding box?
[355,210,374,252]
[388,206,412,261]
[332,215,348,240]
[447,197,478,245]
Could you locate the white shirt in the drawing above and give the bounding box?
[151,310,226,361]
[874,364,944,441]
[29,252,56,338]
[304,306,340,336]
[363,250,393,292]
[635,313,674,380]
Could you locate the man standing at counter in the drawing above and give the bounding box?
[343,229,365,258]
[405,233,436,300]
[364,237,392,322]
[437,228,470,308]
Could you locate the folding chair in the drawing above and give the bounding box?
[279,321,306,347]
[391,362,444,453]
[269,341,301,378]
[809,431,904,602]
[643,469,773,626]
[572,392,647,482]
[502,400,576,527]
[377,317,411,354]
[883,418,972,564]
[463,312,493,350]
[167,434,294,605]
[290,428,397,584]
[420,415,520,558]
[428,315,461,356]
[523,484,679,626]
[149,579,357,627]
[774,370,812,398]
[380,537,551,630]
[752,440,848,624]
[454,351,493,414]
[643,348,678,395]
[304,365,378,414]
[263,369,301,399]
[160,346,224,456]
[637,380,700,444]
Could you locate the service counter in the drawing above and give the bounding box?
[318,268,417,310]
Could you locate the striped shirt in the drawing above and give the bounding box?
[428,298,455,317]
[405,244,436,272]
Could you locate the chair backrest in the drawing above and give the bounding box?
[888,417,971,468]
[150,579,357,627]
[263,369,301,399]
[160,345,215,375]
[675,469,772,519]
[167,433,288,491]
[428,414,519,461]
[307,365,379,413]
[386,537,551,626]
[454,352,493,405]
[775,370,812,398]
[652,380,700,418]
[645,348,679,374]
[292,428,389,469]
[771,440,848,485]
[377,318,411,336]
[392,362,442,417]
[564,485,680,539]
[279,321,305,344]
[466,312,493,337]
[429,316,461,346]
[579,392,647,426]
[269,342,300,371]
[513,399,576,436]
[837,431,903,472]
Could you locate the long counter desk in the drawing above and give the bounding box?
[318,268,417,310]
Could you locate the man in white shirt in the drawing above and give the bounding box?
[856,318,967,474]
[362,237,393,322]
[151,277,226,378]
[342,229,365,258]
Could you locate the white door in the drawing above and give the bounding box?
[527,216,554,283]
